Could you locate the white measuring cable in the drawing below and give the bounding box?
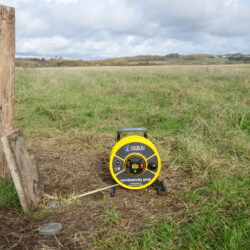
[72,183,119,200]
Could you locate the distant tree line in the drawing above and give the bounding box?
[15,53,250,68]
[228,56,250,62]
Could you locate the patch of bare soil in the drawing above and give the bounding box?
[0,134,189,249]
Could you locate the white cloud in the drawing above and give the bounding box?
[17,36,70,54]
[17,10,49,37]
[0,0,249,58]
[45,0,79,4]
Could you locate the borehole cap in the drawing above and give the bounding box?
[47,200,62,209]
[38,222,62,236]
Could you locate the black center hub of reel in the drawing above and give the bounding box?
[125,155,146,176]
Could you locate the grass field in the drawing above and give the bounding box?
[1,65,249,249]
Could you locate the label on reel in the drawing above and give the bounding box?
[115,142,155,159]
[117,170,155,187]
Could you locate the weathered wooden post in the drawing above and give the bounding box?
[0,5,15,180]
[0,5,43,212]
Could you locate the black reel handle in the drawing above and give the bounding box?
[117,127,147,141]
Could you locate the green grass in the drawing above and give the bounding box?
[15,66,250,137]
[102,208,121,224]
[0,179,20,208]
[27,208,53,221]
[10,65,250,248]
[129,173,249,250]
[92,172,249,250]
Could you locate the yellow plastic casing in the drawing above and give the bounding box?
[109,135,161,190]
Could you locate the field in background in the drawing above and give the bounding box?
[16,54,250,67]
[1,65,249,249]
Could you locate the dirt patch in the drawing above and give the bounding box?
[0,134,189,249]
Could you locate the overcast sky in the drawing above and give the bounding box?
[1,0,250,59]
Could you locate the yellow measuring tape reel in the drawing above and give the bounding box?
[109,128,161,190]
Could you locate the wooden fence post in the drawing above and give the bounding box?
[0,5,15,180]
